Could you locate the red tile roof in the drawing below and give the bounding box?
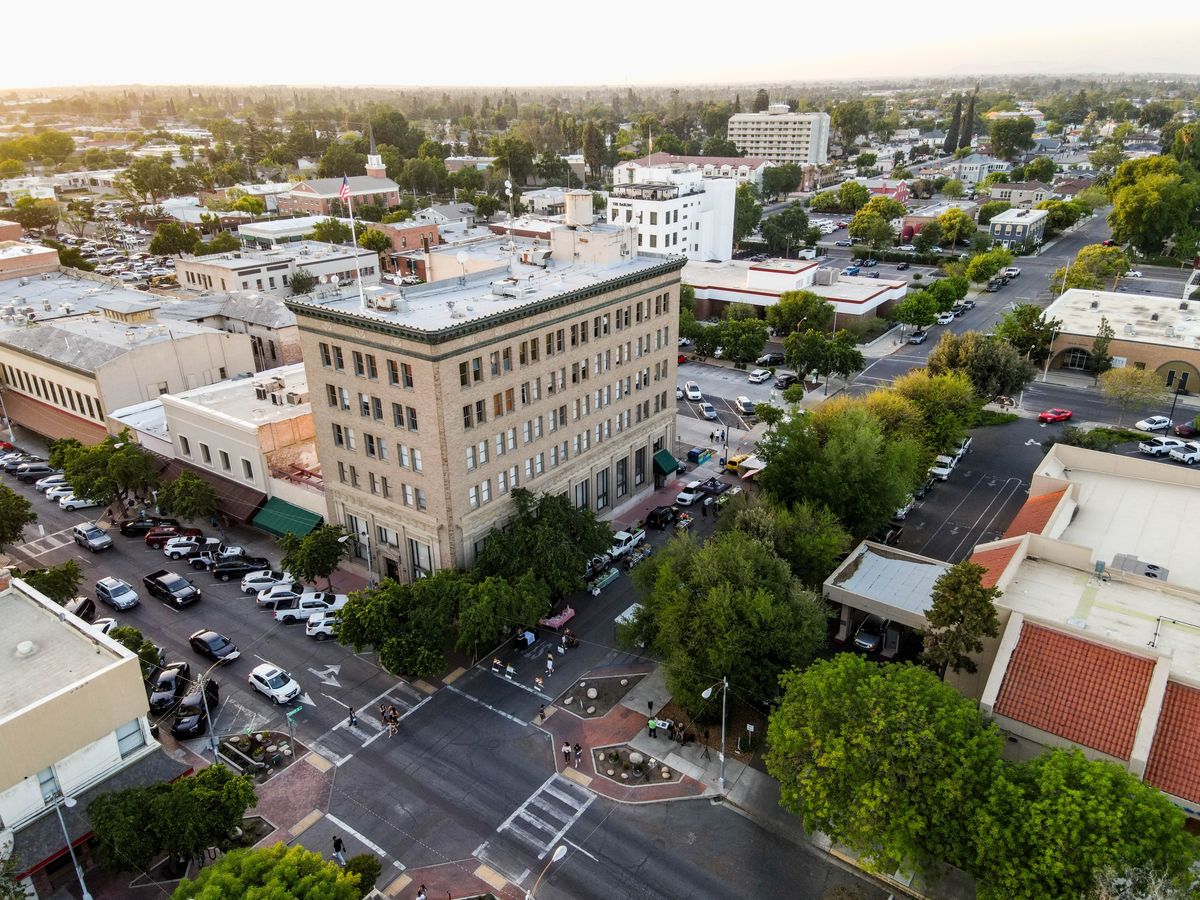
[994,623,1154,760]
[1003,489,1067,539]
[970,544,1020,588]
[1144,682,1200,805]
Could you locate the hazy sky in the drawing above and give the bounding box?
[5,1,1199,90]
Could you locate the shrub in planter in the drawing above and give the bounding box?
[346,854,383,898]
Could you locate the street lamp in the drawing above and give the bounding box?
[701,677,729,792]
[338,532,373,586]
[198,659,226,759]
[1040,327,1060,383]
[52,795,93,900]
[526,844,567,899]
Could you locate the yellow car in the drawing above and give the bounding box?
[724,454,750,473]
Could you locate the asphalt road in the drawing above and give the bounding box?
[3,468,883,900]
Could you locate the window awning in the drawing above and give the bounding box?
[252,496,323,537]
[653,448,678,476]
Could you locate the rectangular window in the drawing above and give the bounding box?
[365,434,377,457]
[480,479,491,503]
[469,486,480,509]
[412,449,423,472]
[490,351,500,376]
[409,538,433,577]
[180,435,191,456]
[635,447,646,486]
[366,354,378,380]
[200,443,212,464]
[333,346,344,370]
[396,402,407,428]
[326,384,338,407]
[616,457,628,497]
[401,362,414,388]
[463,404,473,429]
[219,450,231,471]
[459,361,470,387]
[472,357,483,382]
[320,343,332,367]
[596,469,609,510]
[339,388,350,410]
[349,464,359,487]
[502,348,512,372]
[116,719,146,758]
[466,446,476,470]
[475,400,487,425]
[353,351,365,376]
[406,407,418,431]
[38,767,60,804]
[497,470,508,493]
[242,459,253,480]
[345,427,357,450]
[416,489,427,511]
[372,397,383,420]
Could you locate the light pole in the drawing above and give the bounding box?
[526,844,567,899]
[52,795,93,900]
[197,659,226,759]
[701,676,729,792]
[1040,327,1060,383]
[338,531,373,586]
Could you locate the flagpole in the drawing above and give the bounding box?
[343,175,367,311]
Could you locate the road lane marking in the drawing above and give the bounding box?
[325,813,389,858]
[445,685,528,726]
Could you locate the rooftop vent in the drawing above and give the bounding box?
[1090,300,1099,309]
[1111,553,1168,581]
[1151,313,1160,322]
[14,640,37,659]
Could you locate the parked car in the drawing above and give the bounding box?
[1004,267,1021,278]
[64,595,97,623]
[834,239,852,247]
[897,244,916,252]
[756,353,784,366]
[929,459,954,481]
[896,262,910,271]
[675,482,703,506]
[1127,270,1143,278]
[773,373,798,389]
[734,396,755,416]
[646,506,677,530]
[189,629,241,663]
[1136,416,1172,432]
[747,368,771,384]
[841,266,861,276]
[1140,436,1188,457]
[143,569,201,608]
[914,476,936,499]
[306,611,340,641]
[189,547,247,570]
[169,680,220,738]
[45,484,75,502]
[698,401,718,420]
[16,463,57,482]
[34,473,68,492]
[163,536,222,560]
[210,556,271,581]
[96,576,139,611]
[240,570,296,595]
[894,495,916,520]
[3,455,43,474]
[908,330,928,345]
[698,477,731,496]
[118,516,180,537]
[853,614,891,652]
[609,530,646,559]
[684,381,702,401]
[144,525,202,549]
[148,662,191,713]
[1175,421,1200,438]
[724,453,751,472]
[59,494,101,511]
[73,523,113,552]
[954,436,973,459]
[1168,442,1200,465]
[936,312,955,325]
[1102,239,1117,247]
[256,583,307,608]
[872,520,905,546]
[248,663,302,705]
[1038,408,1073,424]
[274,592,349,624]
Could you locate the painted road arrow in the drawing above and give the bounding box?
[307,665,342,687]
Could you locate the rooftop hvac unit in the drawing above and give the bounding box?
[285,391,310,405]
[1090,300,1099,309]
[269,392,283,405]
[17,278,28,287]
[40,272,52,281]
[371,294,394,311]
[1111,553,1169,581]
[254,385,268,400]
[1181,301,1190,311]
[1151,313,1159,321]
[1166,325,1177,338]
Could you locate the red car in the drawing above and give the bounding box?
[678,353,688,364]
[1038,408,1073,423]
[0,441,12,452]
[144,525,203,549]
[1101,239,1117,247]
[1175,422,1199,438]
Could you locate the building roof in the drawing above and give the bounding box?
[181,240,375,273]
[293,175,398,198]
[238,216,352,238]
[989,207,1049,225]
[970,542,1021,588]
[157,291,296,330]
[163,363,309,425]
[0,271,158,324]
[952,153,1008,167]
[620,151,773,171]
[1002,490,1067,538]
[905,201,979,219]
[417,203,476,219]
[827,541,949,628]
[108,397,169,441]
[1144,682,1200,805]
[1046,288,1196,348]
[993,622,1155,760]
[0,313,216,374]
[1051,177,1094,195]
[992,180,1050,192]
[0,241,57,264]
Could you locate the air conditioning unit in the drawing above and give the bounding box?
[270,392,283,405]
[254,385,268,400]
[285,391,310,405]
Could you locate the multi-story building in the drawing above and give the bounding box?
[275,151,399,217]
[612,152,779,191]
[175,241,380,296]
[1,569,186,898]
[0,241,58,280]
[938,153,1012,186]
[607,171,735,263]
[726,105,831,165]
[988,180,1051,208]
[287,193,684,582]
[988,207,1048,249]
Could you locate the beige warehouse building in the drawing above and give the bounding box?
[287,196,683,582]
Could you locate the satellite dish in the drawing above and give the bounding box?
[320,275,331,284]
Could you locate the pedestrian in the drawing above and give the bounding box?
[573,743,582,768]
[387,720,398,739]
[347,707,357,728]
[416,885,427,900]
[378,702,388,722]
[538,703,546,723]
[648,717,657,739]
[387,704,399,724]
[332,836,346,867]
[561,740,572,764]
[535,676,545,692]
[546,654,554,677]
[709,431,715,442]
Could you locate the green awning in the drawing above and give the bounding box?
[252,497,323,537]
[653,448,679,476]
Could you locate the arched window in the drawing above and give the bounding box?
[1063,347,1090,370]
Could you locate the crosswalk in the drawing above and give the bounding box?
[307,680,429,766]
[475,772,594,884]
[10,526,76,559]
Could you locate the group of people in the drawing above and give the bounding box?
[378,703,401,738]
[561,740,584,768]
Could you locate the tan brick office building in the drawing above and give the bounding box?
[287,201,683,582]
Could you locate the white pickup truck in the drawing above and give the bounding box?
[274,591,349,624]
[609,529,646,559]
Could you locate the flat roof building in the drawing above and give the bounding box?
[608,168,735,262]
[237,216,354,249]
[286,204,683,582]
[726,105,831,166]
[175,241,380,297]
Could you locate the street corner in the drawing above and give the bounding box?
[383,860,504,899]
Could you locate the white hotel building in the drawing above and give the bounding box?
[607,166,735,263]
[726,105,831,166]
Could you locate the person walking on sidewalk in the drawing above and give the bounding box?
[538,703,546,723]
[573,743,583,768]
[416,885,427,900]
[648,717,657,739]
[332,836,346,866]
[545,653,555,677]
[346,707,357,728]
[561,740,572,764]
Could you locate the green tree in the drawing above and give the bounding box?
[761,203,817,254]
[825,330,865,389]
[18,560,83,604]
[6,196,60,231]
[890,369,979,453]
[61,431,157,511]
[937,207,976,246]
[0,482,36,550]
[489,136,536,185]
[455,572,549,654]
[109,625,163,678]
[723,497,851,588]
[994,304,1062,364]
[733,183,762,246]
[474,488,611,600]
[860,195,906,222]
[1138,101,1176,130]
[765,654,1004,872]
[1098,367,1167,426]
[891,291,939,329]
[1109,172,1198,256]
[752,89,770,112]
[965,247,1014,284]
[1024,156,1057,183]
[1050,244,1130,294]
[171,844,361,900]
[943,97,963,154]
[581,121,605,180]
[766,290,834,335]
[279,523,352,587]
[149,222,200,257]
[40,238,94,271]
[0,158,22,178]
[1089,140,1126,173]
[959,90,978,150]
[629,529,827,715]
[926,331,1035,399]
[1087,316,1115,381]
[1170,122,1200,169]
[156,471,219,522]
[336,572,462,677]
[194,232,240,256]
[761,163,805,198]
[116,157,177,205]
[311,217,352,244]
[836,180,871,212]
[357,227,391,259]
[783,327,828,382]
[227,194,265,215]
[290,267,317,295]
[973,749,1198,900]
[317,142,366,179]
[47,437,83,470]
[847,210,893,249]
[977,200,1012,225]
[912,222,942,253]
[345,854,382,898]
[941,178,965,199]
[831,100,871,147]
[922,561,1001,674]
[988,116,1037,161]
[718,315,770,363]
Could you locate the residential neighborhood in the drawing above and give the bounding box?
[0,15,1199,900]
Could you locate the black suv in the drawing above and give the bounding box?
[647,506,677,530]
[118,516,180,537]
[773,373,799,389]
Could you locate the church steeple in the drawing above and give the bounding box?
[365,123,386,178]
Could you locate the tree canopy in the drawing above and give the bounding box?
[922,560,1001,674]
[58,431,158,512]
[995,304,1062,364]
[926,331,1035,400]
[0,483,36,550]
[171,844,361,900]
[155,471,219,522]
[279,523,352,587]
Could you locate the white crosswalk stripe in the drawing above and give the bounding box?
[496,773,594,859]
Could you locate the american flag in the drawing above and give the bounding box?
[338,176,350,202]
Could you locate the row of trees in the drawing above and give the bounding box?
[1105,149,1200,260]
[766,654,1198,898]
